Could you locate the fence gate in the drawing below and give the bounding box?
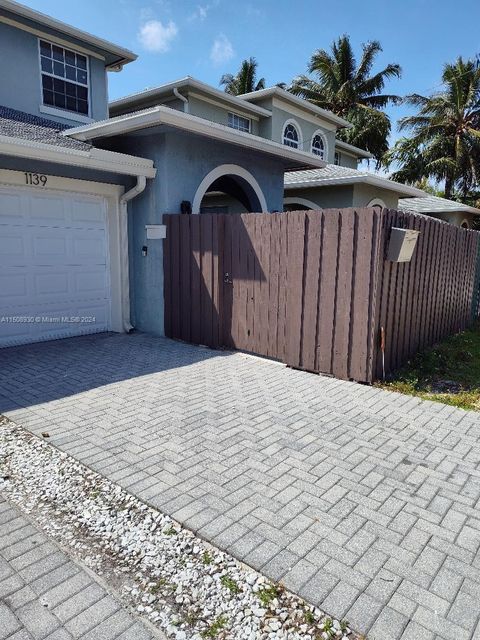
[163,209,383,382]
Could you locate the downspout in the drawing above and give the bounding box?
[119,175,147,332]
[173,88,189,113]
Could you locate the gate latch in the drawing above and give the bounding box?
[224,272,233,284]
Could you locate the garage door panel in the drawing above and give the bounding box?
[0,186,111,347]
[0,191,25,223]
[72,232,107,261]
[27,192,67,225]
[0,233,26,260]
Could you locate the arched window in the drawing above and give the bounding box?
[367,198,387,210]
[461,219,470,229]
[283,122,300,148]
[311,132,327,159]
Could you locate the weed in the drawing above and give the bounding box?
[304,609,316,624]
[220,575,241,594]
[163,525,177,536]
[202,551,213,565]
[257,584,281,607]
[201,615,228,638]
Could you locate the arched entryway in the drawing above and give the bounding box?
[192,164,268,214]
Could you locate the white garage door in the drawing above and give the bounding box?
[0,185,111,347]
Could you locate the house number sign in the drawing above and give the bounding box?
[25,172,48,186]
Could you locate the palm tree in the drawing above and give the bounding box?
[220,57,266,95]
[290,36,402,165]
[384,57,480,200]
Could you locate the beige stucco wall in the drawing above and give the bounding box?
[284,183,399,210]
[426,210,477,228]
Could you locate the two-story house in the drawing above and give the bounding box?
[0,0,157,348]
[1,0,478,350]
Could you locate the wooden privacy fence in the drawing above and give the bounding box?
[163,209,480,383]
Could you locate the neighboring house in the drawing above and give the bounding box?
[398,194,480,229]
[0,0,155,348]
[284,165,426,212]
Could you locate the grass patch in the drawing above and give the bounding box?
[201,615,228,638]
[257,584,282,607]
[220,575,241,594]
[377,324,480,411]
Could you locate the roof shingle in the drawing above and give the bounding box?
[0,106,91,151]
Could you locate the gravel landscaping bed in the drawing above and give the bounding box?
[0,417,358,640]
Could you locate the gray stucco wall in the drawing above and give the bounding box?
[268,106,336,163]
[352,184,398,208]
[103,128,286,336]
[186,96,260,135]
[284,185,354,209]
[0,20,108,126]
[336,151,358,169]
[427,210,477,228]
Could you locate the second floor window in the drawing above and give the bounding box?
[228,113,251,133]
[311,133,326,159]
[40,40,89,115]
[334,151,341,165]
[283,123,299,148]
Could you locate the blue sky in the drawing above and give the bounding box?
[27,0,480,143]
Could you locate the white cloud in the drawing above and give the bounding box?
[138,19,178,53]
[210,34,234,66]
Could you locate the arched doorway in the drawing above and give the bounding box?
[192,164,268,214]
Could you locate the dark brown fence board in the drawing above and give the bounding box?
[285,211,306,368]
[316,211,339,375]
[301,211,322,372]
[349,209,375,382]
[170,214,181,340]
[332,209,355,380]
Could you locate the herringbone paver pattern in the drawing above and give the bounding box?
[1,332,480,639]
[0,495,156,640]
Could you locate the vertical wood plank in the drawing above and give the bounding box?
[316,210,339,375]
[301,211,322,372]
[163,214,173,338]
[285,211,306,368]
[332,208,355,380]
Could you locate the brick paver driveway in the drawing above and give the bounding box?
[1,332,480,640]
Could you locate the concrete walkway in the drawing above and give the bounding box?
[1,332,480,640]
[0,495,156,640]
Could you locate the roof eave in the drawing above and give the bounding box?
[0,134,156,177]
[239,87,352,129]
[284,174,427,198]
[109,77,272,118]
[65,107,326,170]
[1,0,137,66]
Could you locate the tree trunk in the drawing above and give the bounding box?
[445,176,453,200]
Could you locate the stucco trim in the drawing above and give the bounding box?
[0,135,156,178]
[192,164,268,214]
[283,196,320,210]
[367,197,387,208]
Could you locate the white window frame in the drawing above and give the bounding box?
[282,119,302,150]
[228,112,251,133]
[38,38,92,123]
[311,130,328,159]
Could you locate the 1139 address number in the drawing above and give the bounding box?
[25,172,48,186]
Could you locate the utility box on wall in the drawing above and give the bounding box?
[387,227,420,262]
